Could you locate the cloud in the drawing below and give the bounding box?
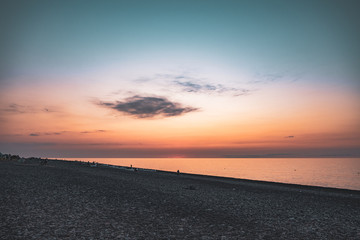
[134,73,252,96]
[174,81,215,92]
[98,95,198,118]
[285,136,295,138]
[80,130,107,134]
[1,104,62,114]
[44,132,62,135]
[28,130,106,136]
[6,130,107,138]
[28,131,67,137]
[29,132,61,137]
[169,74,251,96]
[2,104,35,114]
[174,80,252,96]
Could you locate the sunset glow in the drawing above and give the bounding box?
[1,0,359,158]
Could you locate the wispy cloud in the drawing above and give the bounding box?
[27,130,107,137]
[44,132,62,135]
[98,95,198,118]
[29,132,65,137]
[134,73,252,96]
[1,104,62,114]
[174,80,252,96]
[285,135,295,138]
[2,104,36,114]
[174,80,205,92]
[80,130,107,134]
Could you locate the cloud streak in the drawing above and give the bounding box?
[134,73,252,96]
[175,80,217,92]
[27,130,107,137]
[98,95,198,118]
[1,104,62,114]
[29,132,64,137]
[172,75,251,96]
[2,104,35,114]
[174,80,252,96]
[80,130,107,134]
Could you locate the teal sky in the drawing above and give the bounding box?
[1,0,359,86]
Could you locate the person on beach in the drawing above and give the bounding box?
[40,158,48,165]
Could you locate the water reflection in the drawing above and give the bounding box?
[65,158,360,190]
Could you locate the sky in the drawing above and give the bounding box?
[0,0,359,158]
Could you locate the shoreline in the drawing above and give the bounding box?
[58,158,360,194]
[1,158,360,239]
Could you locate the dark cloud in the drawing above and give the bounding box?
[29,131,66,137]
[285,136,295,138]
[99,96,198,118]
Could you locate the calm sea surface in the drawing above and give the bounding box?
[64,158,360,191]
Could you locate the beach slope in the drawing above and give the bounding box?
[1,159,359,239]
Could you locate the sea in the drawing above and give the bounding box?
[63,158,360,191]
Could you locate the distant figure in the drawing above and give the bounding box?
[130,164,133,169]
[40,158,48,165]
[177,170,180,175]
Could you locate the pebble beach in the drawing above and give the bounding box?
[1,158,359,239]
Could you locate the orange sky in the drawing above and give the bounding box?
[1,74,359,158]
